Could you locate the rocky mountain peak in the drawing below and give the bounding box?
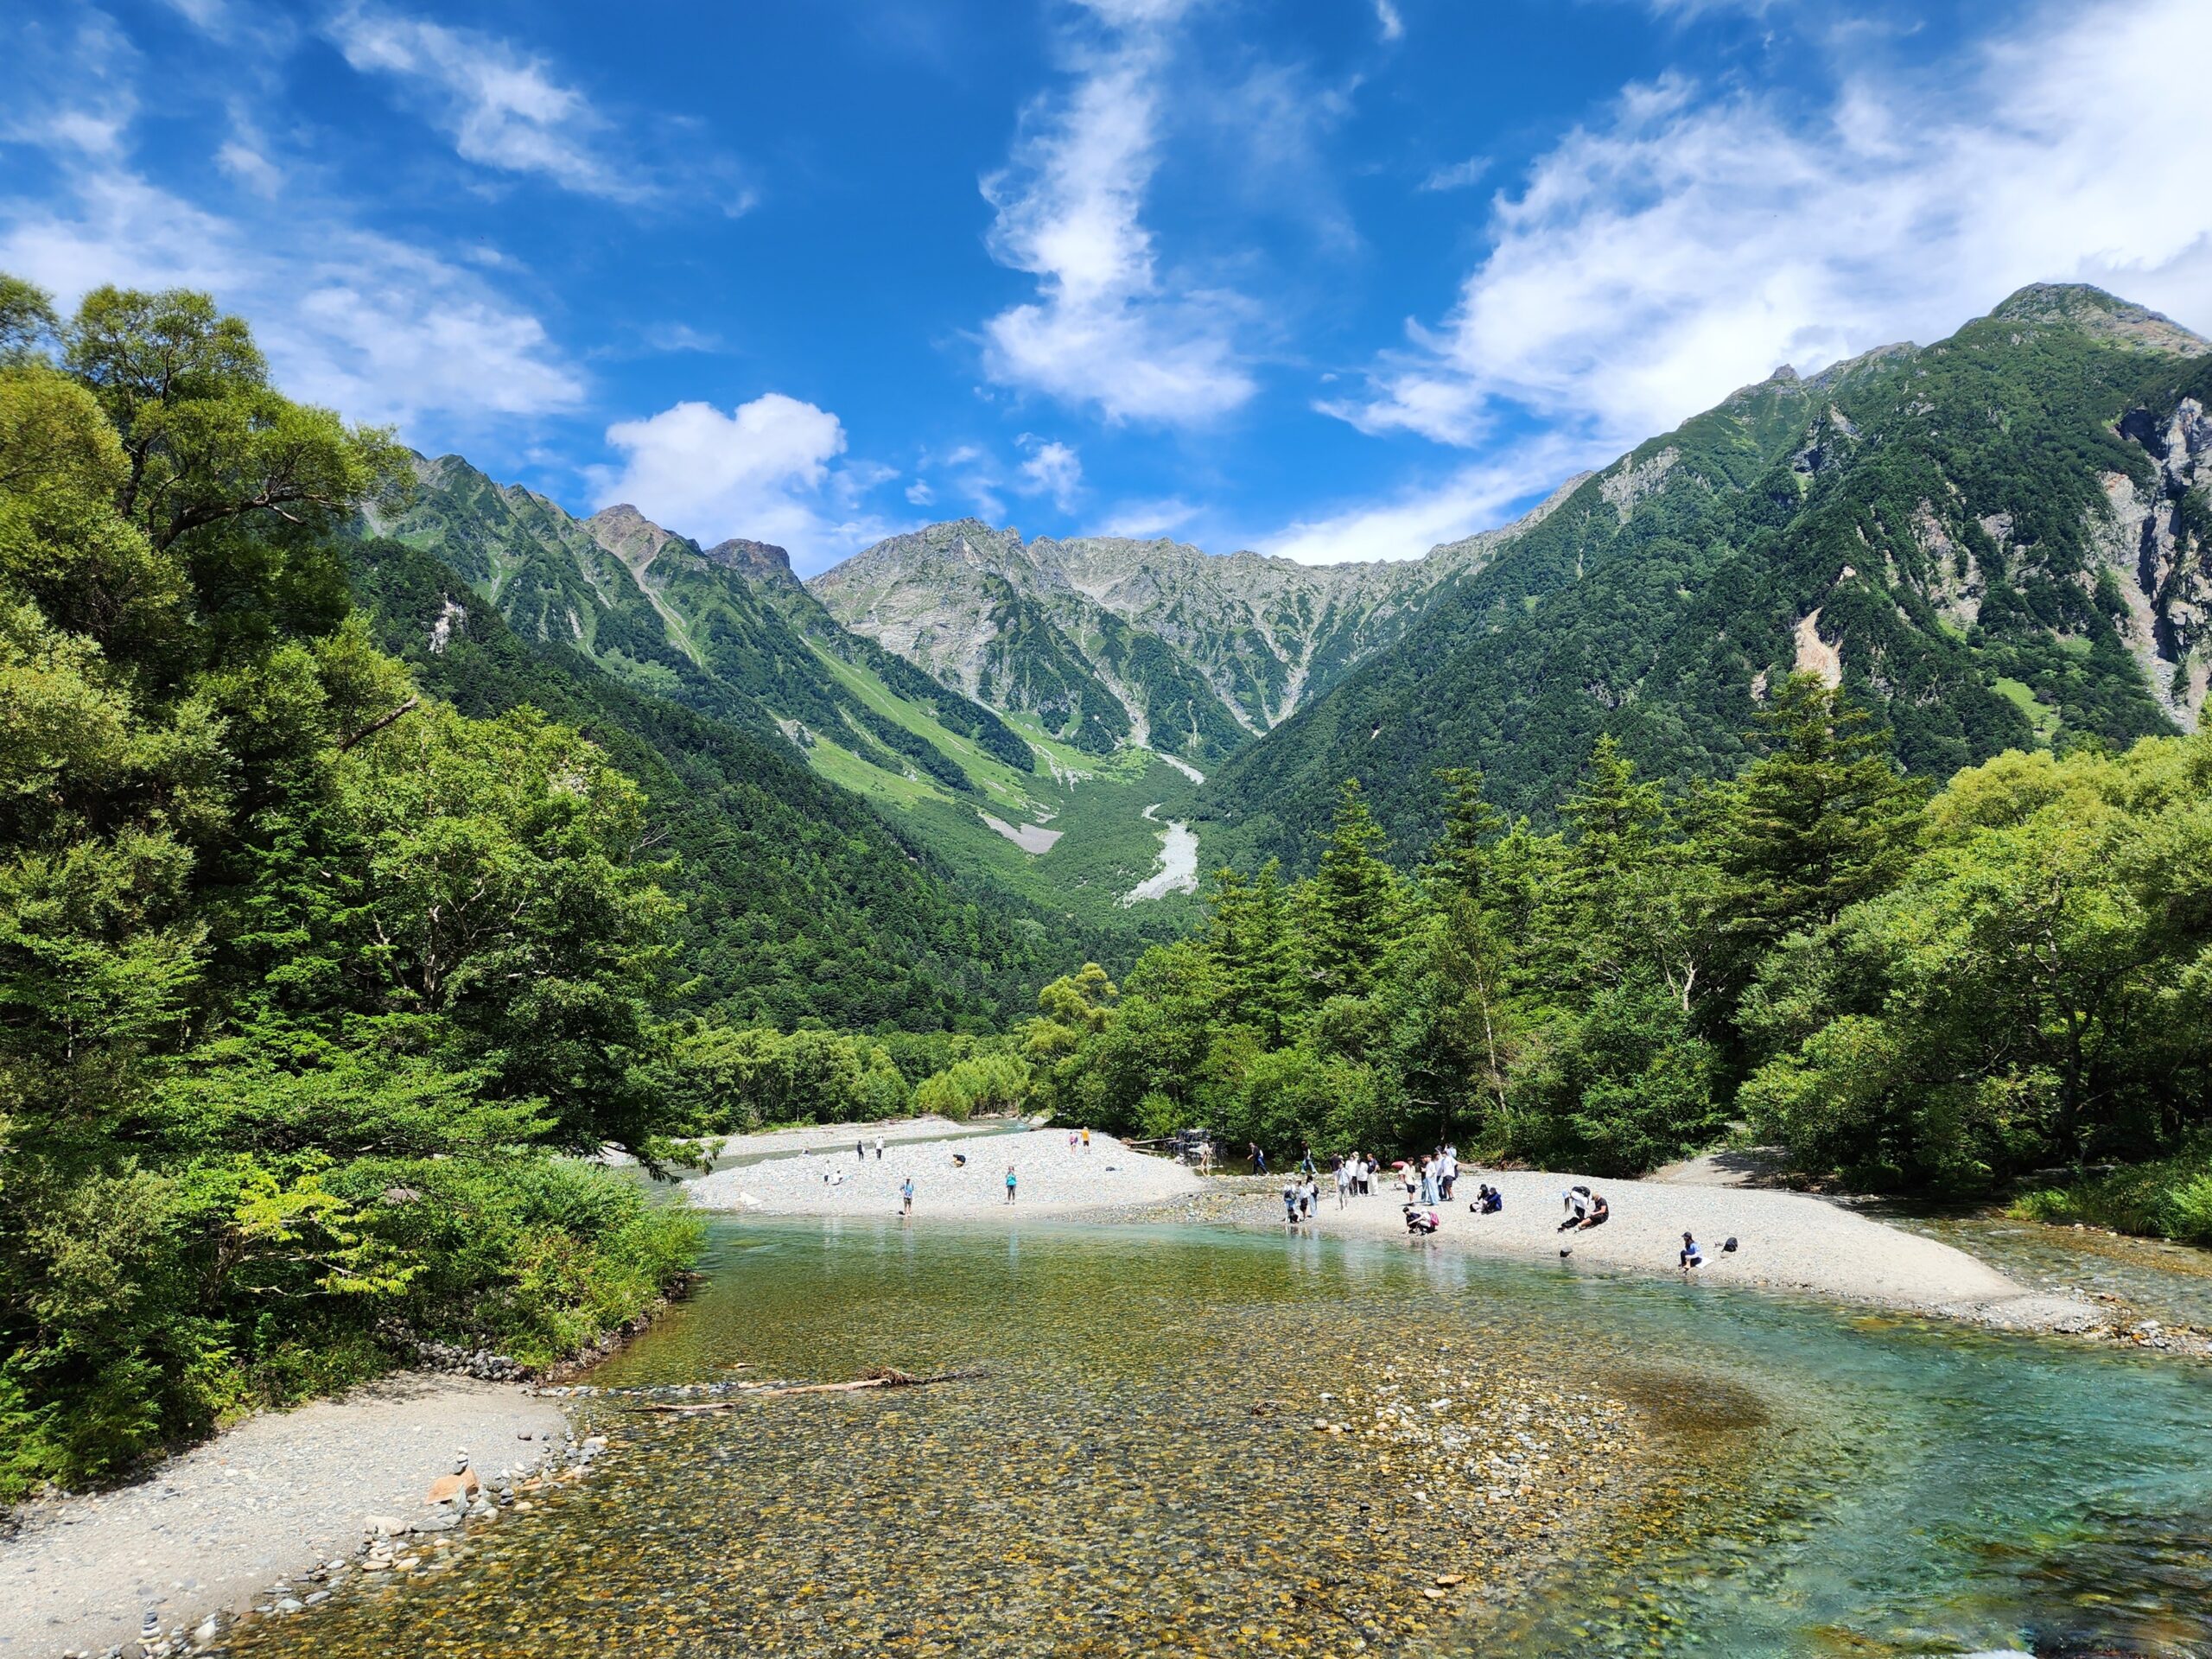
[1989,283,2210,356]
[584,503,690,575]
[705,537,796,583]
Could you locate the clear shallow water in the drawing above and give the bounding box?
[223,1219,2212,1658]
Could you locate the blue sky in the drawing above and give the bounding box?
[6,0,2212,574]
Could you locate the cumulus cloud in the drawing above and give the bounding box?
[977,0,1255,424]
[1332,0,2212,453]
[595,394,891,574]
[1015,435,1084,510]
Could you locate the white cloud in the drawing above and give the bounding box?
[1373,1,1405,41]
[1334,0,2212,453]
[0,164,583,429]
[977,0,1255,424]
[326,4,633,199]
[905,479,936,506]
[1099,496,1200,537]
[216,138,282,196]
[0,8,583,436]
[1015,435,1084,510]
[1419,155,1489,193]
[1260,436,1587,564]
[595,394,891,574]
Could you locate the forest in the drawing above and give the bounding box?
[0,277,703,1497]
[957,677,2212,1235]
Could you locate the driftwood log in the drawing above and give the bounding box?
[632,1367,988,1412]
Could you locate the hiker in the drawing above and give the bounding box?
[1081,1127,1091,1151]
[899,1177,914,1217]
[1578,1192,1611,1229]
[856,1138,866,1160]
[1334,1157,1351,1209]
[1440,1147,1458,1201]
[1005,1166,1018,1205]
[874,1135,885,1160]
[1305,1175,1321,1218]
[1250,1141,1267,1175]
[1420,1160,1440,1206]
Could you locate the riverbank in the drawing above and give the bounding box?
[1138,1167,2107,1332]
[0,1375,568,1659]
[598,1113,1030,1169]
[684,1127,1201,1214]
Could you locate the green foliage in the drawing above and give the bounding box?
[1206,293,2188,869]
[913,1050,1033,1121]
[652,1024,910,1133]
[1742,734,2212,1189]
[344,529,1081,1029]
[0,279,698,1498]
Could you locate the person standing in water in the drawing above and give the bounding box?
[1005,1166,1019,1205]
[899,1177,915,1217]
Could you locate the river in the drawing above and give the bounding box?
[220,1216,2212,1658]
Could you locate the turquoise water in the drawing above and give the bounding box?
[223,1217,2212,1658]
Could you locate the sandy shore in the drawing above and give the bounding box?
[601,1114,1030,1169]
[1159,1167,2103,1331]
[686,1128,1202,1215]
[0,1374,566,1659]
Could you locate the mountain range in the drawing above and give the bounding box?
[359,283,2212,982]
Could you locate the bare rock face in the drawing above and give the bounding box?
[804,486,1575,763]
[704,537,797,585]
[2098,396,2212,726]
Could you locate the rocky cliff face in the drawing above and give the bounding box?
[806,489,1571,764]
[2107,392,2212,724]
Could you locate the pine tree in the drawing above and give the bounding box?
[1423,766,1504,899]
[1714,672,1923,955]
[1306,779,1400,998]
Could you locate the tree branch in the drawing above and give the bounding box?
[337,696,420,753]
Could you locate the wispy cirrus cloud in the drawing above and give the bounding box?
[977,0,1255,425]
[1419,154,1489,193]
[0,7,582,433]
[1332,0,2212,454]
[1259,435,1587,564]
[325,4,632,198]
[322,3,753,213]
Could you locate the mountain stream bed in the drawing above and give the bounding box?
[218,1217,2212,1658]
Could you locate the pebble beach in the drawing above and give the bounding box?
[683,1127,1204,1215]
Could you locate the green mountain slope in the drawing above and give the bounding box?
[343,531,1077,1029]
[1201,284,2210,868]
[368,457,1211,937]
